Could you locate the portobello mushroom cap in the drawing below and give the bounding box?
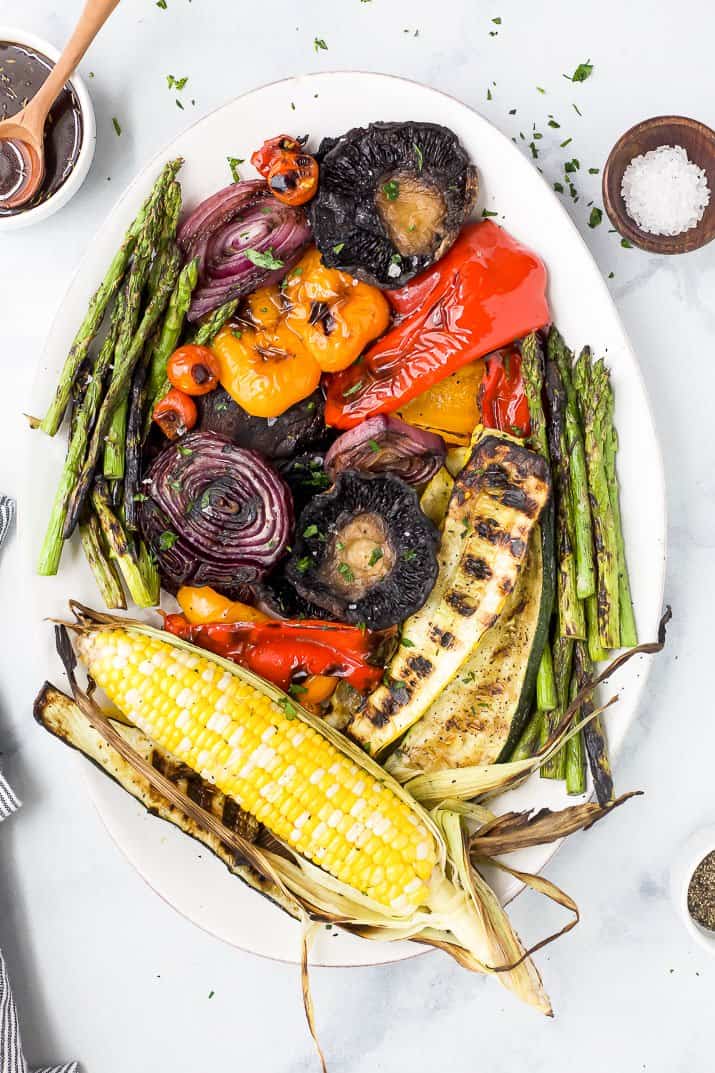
[196,387,331,460]
[309,121,478,288]
[285,470,440,630]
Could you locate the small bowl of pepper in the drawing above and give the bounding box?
[0,25,96,231]
[671,826,715,955]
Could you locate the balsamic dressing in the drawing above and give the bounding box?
[0,41,83,216]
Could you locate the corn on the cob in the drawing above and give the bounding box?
[76,627,437,914]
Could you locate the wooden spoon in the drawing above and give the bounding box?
[0,0,120,209]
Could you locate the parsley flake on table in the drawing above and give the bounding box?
[245,248,284,269]
[166,75,188,91]
[588,207,603,228]
[314,37,328,52]
[156,0,167,8]
[565,60,593,83]
[112,117,121,136]
[492,16,502,23]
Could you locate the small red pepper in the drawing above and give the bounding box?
[163,615,386,694]
[479,347,531,438]
[324,220,550,429]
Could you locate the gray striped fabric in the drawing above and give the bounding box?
[0,496,79,1073]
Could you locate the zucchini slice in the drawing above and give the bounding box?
[385,521,550,779]
[33,683,297,918]
[347,435,551,756]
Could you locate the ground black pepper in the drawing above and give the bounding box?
[687,850,715,931]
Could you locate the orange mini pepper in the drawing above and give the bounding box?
[211,248,389,417]
[176,585,270,625]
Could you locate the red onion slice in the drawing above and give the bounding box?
[139,431,293,596]
[324,415,446,486]
[179,180,311,321]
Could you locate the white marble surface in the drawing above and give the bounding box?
[0,1,713,1069]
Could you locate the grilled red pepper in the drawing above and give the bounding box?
[324,220,549,429]
[479,347,531,437]
[163,615,387,694]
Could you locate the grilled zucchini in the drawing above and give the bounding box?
[385,522,549,778]
[347,435,551,756]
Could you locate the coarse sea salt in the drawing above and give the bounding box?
[621,144,710,237]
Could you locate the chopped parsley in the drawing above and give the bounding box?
[573,102,583,117]
[342,379,364,398]
[620,238,633,249]
[368,546,384,566]
[588,167,600,175]
[560,137,573,149]
[166,75,188,91]
[295,556,312,573]
[303,524,320,538]
[332,242,345,254]
[492,16,502,23]
[278,697,298,719]
[566,60,594,83]
[231,328,242,339]
[401,549,417,562]
[487,88,493,101]
[227,156,244,182]
[553,181,564,194]
[289,683,308,697]
[132,492,148,502]
[482,209,499,218]
[245,248,284,270]
[112,117,122,136]
[156,0,167,8]
[536,86,546,94]
[177,445,193,457]
[588,207,603,228]
[382,179,400,201]
[547,119,560,129]
[175,99,184,110]
[158,530,178,551]
[400,636,416,648]
[338,562,355,582]
[508,108,517,115]
[313,37,328,52]
[367,439,381,453]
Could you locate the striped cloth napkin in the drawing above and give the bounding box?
[0,495,79,1073]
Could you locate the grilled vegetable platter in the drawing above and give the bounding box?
[31,85,667,1065]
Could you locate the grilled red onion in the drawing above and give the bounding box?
[324,415,446,486]
[179,180,310,321]
[138,431,293,596]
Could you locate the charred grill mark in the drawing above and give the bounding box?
[510,537,526,559]
[500,576,514,595]
[429,625,455,648]
[475,517,503,543]
[222,796,239,830]
[408,655,432,678]
[478,611,499,630]
[446,591,477,616]
[463,555,492,580]
[501,487,539,515]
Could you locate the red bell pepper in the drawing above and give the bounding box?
[479,347,531,438]
[324,220,549,429]
[163,615,386,694]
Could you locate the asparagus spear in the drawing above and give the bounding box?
[545,359,586,640]
[510,710,544,762]
[603,375,638,647]
[103,183,180,478]
[540,634,574,780]
[547,328,596,599]
[188,298,239,346]
[575,640,614,804]
[520,332,557,711]
[124,332,156,530]
[586,592,608,662]
[564,672,586,795]
[79,511,126,609]
[63,246,182,537]
[90,479,158,607]
[575,351,620,649]
[40,159,182,437]
[37,291,127,575]
[143,258,199,438]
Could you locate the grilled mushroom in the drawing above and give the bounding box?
[285,470,439,629]
[309,121,478,288]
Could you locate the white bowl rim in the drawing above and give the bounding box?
[671,825,715,955]
[0,24,96,232]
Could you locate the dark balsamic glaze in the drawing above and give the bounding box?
[0,41,83,216]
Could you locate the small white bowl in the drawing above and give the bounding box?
[0,25,96,232]
[670,825,715,955]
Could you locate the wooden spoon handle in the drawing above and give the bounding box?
[23,0,121,135]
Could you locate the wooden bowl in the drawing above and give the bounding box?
[602,115,715,254]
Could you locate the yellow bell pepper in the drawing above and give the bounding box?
[399,359,484,445]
